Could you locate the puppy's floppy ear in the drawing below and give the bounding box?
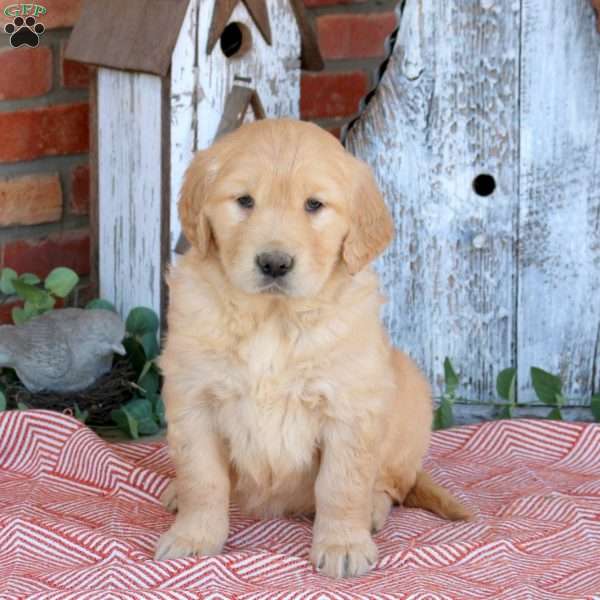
[178,148,218,258]
[342,158,394,275]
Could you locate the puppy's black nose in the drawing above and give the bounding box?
[256,251,294,278]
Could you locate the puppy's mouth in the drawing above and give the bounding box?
[257,280,288,295]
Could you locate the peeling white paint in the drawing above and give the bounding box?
[97,69,163,319]
[347,0,600,408]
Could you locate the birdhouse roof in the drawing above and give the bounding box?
[65,0,190,77]
[65,0,323,77]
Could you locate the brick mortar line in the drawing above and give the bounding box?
[0,214,89,245]
[305,2,399,18]
[0,153,88,178]
[0,86,88,113]
[311,57,390,73]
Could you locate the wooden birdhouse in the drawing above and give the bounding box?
[345,0,600,417]
[65,0,322,320]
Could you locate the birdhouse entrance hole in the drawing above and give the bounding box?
[472,173,496,197]
[220,22,252,59]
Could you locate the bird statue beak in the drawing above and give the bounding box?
[112,343,127,356]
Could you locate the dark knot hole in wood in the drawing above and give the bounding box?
[221,22,252,59]
[472,174,496,197]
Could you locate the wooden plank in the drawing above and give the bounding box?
[346,0,520,402]
[215,85,265,137]
[196,0,300,150]
[88,69,99,299]
[288,0,324,71]
[170,0,199,260]
[517,0,600,404]
[97,69,163,319]
[160,76,172,328]
[65,0,190,76]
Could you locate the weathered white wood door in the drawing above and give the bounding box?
[346,0,600,413]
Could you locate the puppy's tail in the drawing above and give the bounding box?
[403,471,472,521]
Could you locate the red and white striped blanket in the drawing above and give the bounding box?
[1,410,599,599]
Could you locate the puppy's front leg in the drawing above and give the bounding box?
[311,420,378,578]
[155,398,230,560]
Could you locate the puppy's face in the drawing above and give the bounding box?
[180,119,393,298]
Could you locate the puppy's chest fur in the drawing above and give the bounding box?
[210,311,330,513]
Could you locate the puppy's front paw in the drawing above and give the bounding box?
[311,534,378,578]
[154,515,228,560]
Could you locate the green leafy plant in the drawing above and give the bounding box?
[0,266,79,325]
[98,304,165,439]
[530,367,564,420]
[496,367,516,419]
[433,357,458,430]
[591,394,600,422]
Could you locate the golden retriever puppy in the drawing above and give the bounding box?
[155,119,470,578]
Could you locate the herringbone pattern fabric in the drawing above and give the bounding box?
[1,411,599,599]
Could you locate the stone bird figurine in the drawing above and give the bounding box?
[0,308,126,393]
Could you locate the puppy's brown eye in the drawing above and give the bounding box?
[237,195,254,209]
[305,198,323,213]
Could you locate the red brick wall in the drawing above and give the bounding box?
[302,1,397,135]
[0,0,91,322]
[0,0,397,323]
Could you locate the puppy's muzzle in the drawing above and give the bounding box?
[255,251,295,279]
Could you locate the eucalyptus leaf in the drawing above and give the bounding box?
[0,268,18,294]
[44,267,79,298]
[140,331,160,360]
[26,292,55,312]
[443,357,459,396]
[73,403,89,424]
[111,406,139,439]
[12,279,48,306]
[530,367,562,406]
[11,307,24,325]
[17,402,29,411]
[433,397,454,430]
[123,337,147,376]
[149,393,166,428]
[85,298,117,312]
[120,397,160,435]
[11,307,30,325]
[138,360,153,382]
[126,307,159,336]
[139,368,159,396]
[19,273,41,285]
[547,407,563,420]
[591,394,600,422]
[0,390,6,412]
[497,404,513,420]
[496,368,517,402]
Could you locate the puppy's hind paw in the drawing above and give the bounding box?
[371,491,392,533]
[159,481,178,513]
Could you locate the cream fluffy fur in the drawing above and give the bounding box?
[155,119,469,578]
